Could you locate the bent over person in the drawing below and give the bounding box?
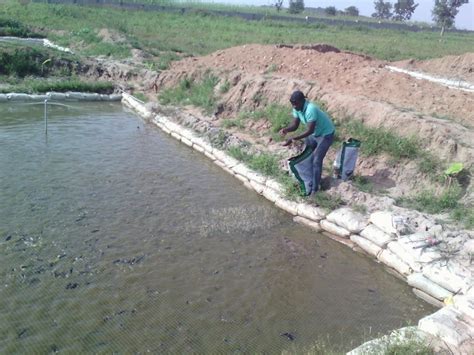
[279,90,335,195]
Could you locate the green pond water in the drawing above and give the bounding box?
[0,102,434,353]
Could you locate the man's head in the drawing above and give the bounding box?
[290,90,305,111]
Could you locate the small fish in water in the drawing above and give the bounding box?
[280,332,296,341]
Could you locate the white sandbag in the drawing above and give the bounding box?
[418,307,473,348]
[163,120,182,133]
[235,173,249,185]
[190,136,213,153]
[377,249,411,276]
[192,144,205,153]
[222,166,234,176]
[275,198,298,215]
[452,295,474,321]
[326,208,368,233]
[320,220,350,238]
[7,93,30,101]
[369,211,409,236]
[161,126,171,135]
[360,224,393,247]
[232,163,267,184]
[350,235,382,257]
[178,128,198,142]
[47,92,67,100]
[265,178,284,194]
[293,216,321,232]
[181,137,193,147]
[296,203,326,222]
[170,132,182,141]
[66,92,86,100]
[262,187,281,203]
[397,233,442,264]
[81,93,101,101]
[412,288,444,308]
[204,151,216,161]
[31,94,49,101]
[242,180,253,191]
[387,241,422,272]
[249,180,265,194]
[423,262,471,294]
[407,273,453,301]
[0,94,7,102]
[213,159,226,168]
[108,94,122,101]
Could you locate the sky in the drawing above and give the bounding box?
[214,0,474,30]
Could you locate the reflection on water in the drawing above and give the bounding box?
[0,103,434,353]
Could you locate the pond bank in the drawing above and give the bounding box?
[122,92,474,354]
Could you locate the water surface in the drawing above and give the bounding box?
[0,102,434,353]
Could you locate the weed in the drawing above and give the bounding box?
[397,184,462,214]
[312,191,344,211]
[278,173,304,200]
[227,146,281,177]
[352,175,373,193]
[264,63,278,74]
[133,92,148,103]
[219,79,231,94]
[159,71,219,114]
[0,78,114,94]
[352,204,368,214]
[222,118,245,129]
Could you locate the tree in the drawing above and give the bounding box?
[372,0,393,19]
[274,0,284,12]
[393,0,419,20]
[345,6,360,16]
[288,0,305,14]
[325,6,337,16]
[432,0,469,35]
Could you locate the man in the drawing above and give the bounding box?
[279,90,335,195]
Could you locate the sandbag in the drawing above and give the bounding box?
[275,198,298,215]
[0,94,7,102]
[360,224,393,247]
[293,216,321,232]
[262,187,281,203]
[350,235,382,257]
[320,220,351,238]
[418,307,472,348]
[407,273,453,301]
[296,203,326,221]
[249,180,265,194]
[7,93,30,101]
[423,262,471,294]
[47,92,67,100]
[369,211,410,236]
[326,207,368,233]
[265,178,284,194]
[387,241,422,272]
[377,249,411,275]
[397,233,442,263]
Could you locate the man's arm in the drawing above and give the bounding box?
[279,117,300,136]
[282,122,315,146]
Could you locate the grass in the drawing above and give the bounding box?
[0,17,43,38]
[336,118,443,179]
[158,72,219,114]
[0,78,114,94]
[2,1,473,61]
[227,146,281,177]
[352,175,374,193]
[397,183,473,229]
[311,191,345,211]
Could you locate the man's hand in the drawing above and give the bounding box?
[282,137,293,147]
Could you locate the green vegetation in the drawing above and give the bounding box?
[0,17,42,37]
[2,1,473,61]
[312,191,345,211]
[0,78,114,94]
[227,146,281,177]
[352,175,374,193]
[158,72,219,114]
[397,183,473,229]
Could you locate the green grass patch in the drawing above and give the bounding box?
[133,92,148,102]
[158,72,219,114]
[352,175,374,193]
[3,1,473,61]
[0,78,114,94]
[227,146,281,177]
[222,118,245,129]
[0,17,43,38]
[311,191,344,211]
[397,185,461,214]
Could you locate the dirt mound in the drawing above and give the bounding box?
[394,53,474,83]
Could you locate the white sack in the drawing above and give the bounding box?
[320,220,351,238]
[377,249,411,276]
[350,235,382,257]
[293,216,321,232]
[369,211,409,236]
[360,224,393,247]
[296,203,326,221]
[326,207,368,233]
[275,198,298,215]
[407,273,453,301]
[423,262,471,294]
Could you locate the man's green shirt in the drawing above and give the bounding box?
[292,100,335,137]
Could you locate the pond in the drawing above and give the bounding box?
[0,102,435,353]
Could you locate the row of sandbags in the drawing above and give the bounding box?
[122,93,474,352]
[0,92,122,102]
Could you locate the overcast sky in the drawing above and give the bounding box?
[214,0,474,30]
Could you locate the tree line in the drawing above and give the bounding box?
[275,1,469,34]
